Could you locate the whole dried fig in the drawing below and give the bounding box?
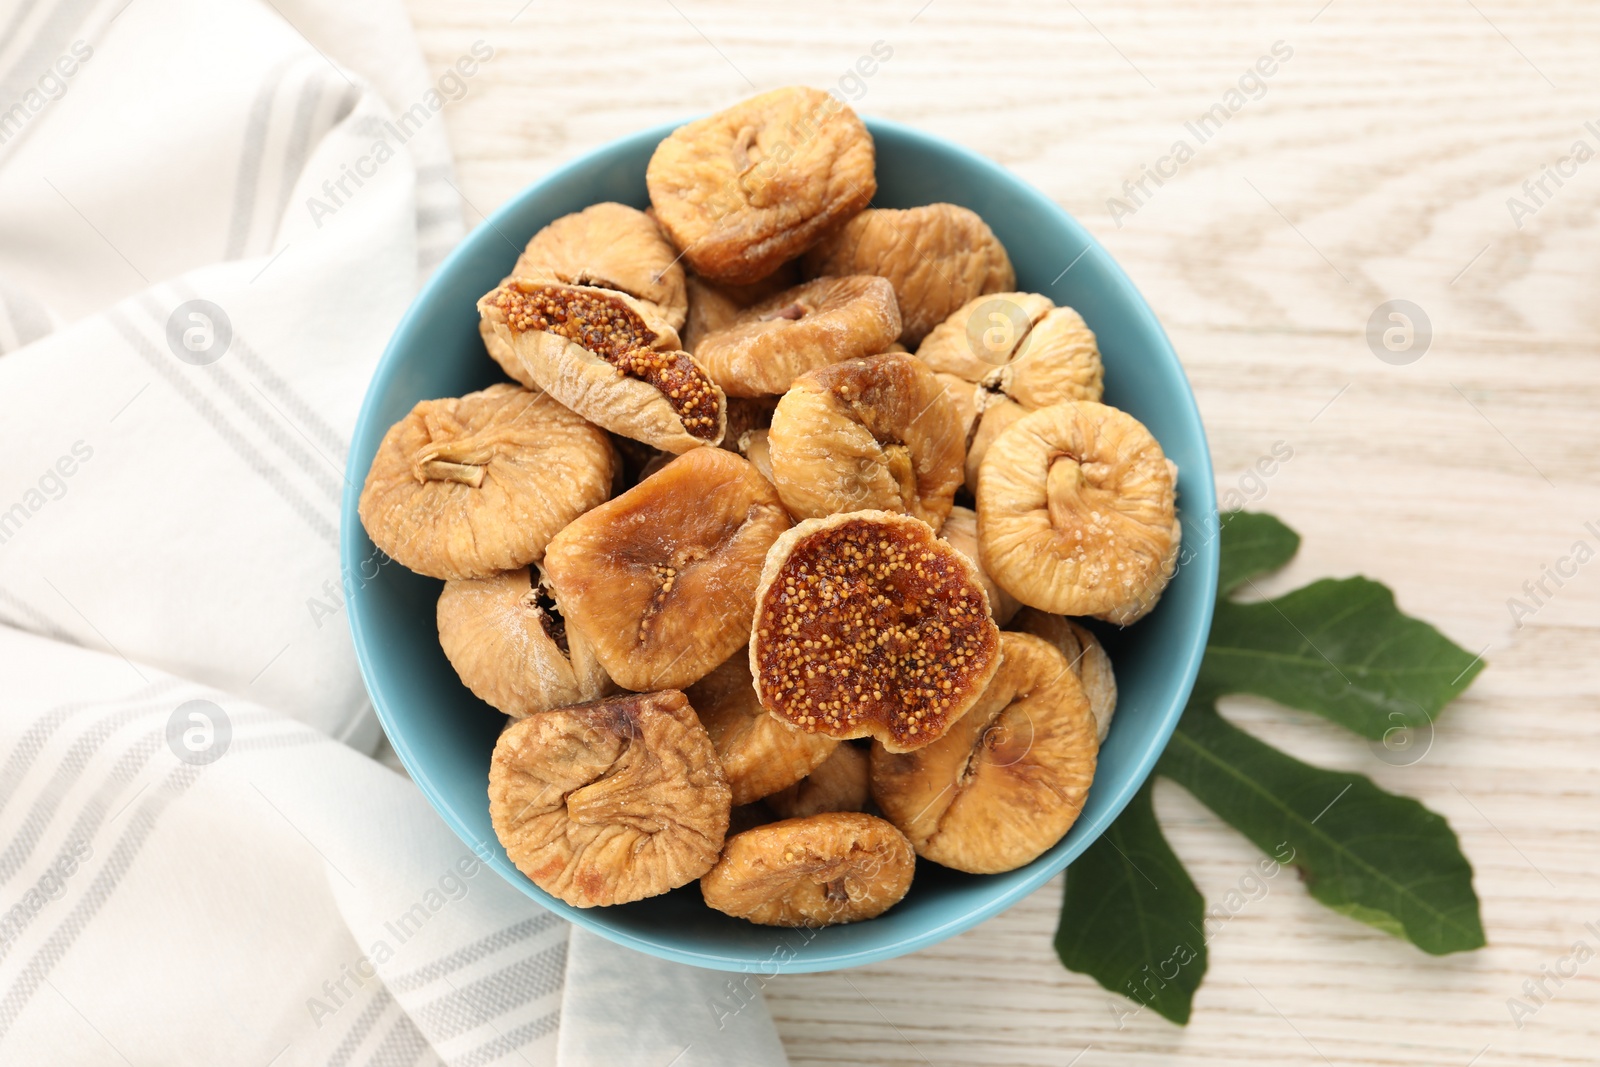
[750,510,1002,753]
[544,447,790,691]
[977,401,1179,624]
[686,653,837,806]
[764,742,869,820]
[871,632,1097,873]
[700,812,914,927]
[1011,608,1117,743]
[693,276,901,398]
[767,352,964,529]
[802,204,1015,346]
[358,384,613,580]
[647,86,876,286]
[489,690,730,907]
[917,293,1105,491]
[437,566,611,718]
[478,280,725,453]
[512,202,687,329]
[940,505,1019,625]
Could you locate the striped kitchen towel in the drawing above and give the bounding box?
[0,0,788,1064]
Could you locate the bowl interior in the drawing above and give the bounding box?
[341,118,1218,973]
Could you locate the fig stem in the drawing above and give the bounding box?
[417,459,486,487]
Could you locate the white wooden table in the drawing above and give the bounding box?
[402,2,1600,1062]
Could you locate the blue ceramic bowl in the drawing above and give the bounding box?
[342,117,1218,974]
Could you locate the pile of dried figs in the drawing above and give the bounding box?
[359,86,1180,928]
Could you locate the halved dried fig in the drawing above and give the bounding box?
[686,653,837,805]
[647,86,876,286]
[870,632,1097,873]
[1011,608,1117,743]
[544,447,791,691]
[767,352,964,529]
[917,294,1105,491]
[512,202,687,329]
[750,510,1002,753]
[358,384,613,580]
[940,505,1019,625]
[700,812,914,926]
[437,566,611,718]
[802,205,1015,346]
[478,280,725,453]
[977,401,1179,624]
[764,743,869,820]
[489,690,730,907]
[693,276,901,398]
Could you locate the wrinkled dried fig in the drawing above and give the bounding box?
[686,653,837,805]
[940,505,1019,625]
[512,202,687,329]
[358,384,614,580]
[438,566,611,718]
[647,86,876,286]
[700,812,914,926]
[489,690,730,906]
[917,294,1105,490]
[764,743,869,820]
[1011,608,1117,743]
[767,352,964,529]
[802,205,1015,346]
[544,447,790,691]
[977,401,1179,624]
[479,280,725,453]
[750,510,1002,752]
[871,632,1097,873]
[693,276,901,398]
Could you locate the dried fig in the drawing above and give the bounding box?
[1011,608,1117,743]
[647,86,876,286]
[917,294,1105,491]
[766,352,964,529]
[478,280,725,453]
[358,384,613,580]
[870,632,1097,874]
[977,401,1179,624]
[750,510,1002,753]
[764,743,869,820]
[511,202,687,329]
[489,690,730,907]
[686,654,837,805]
[940,505,1019,625]
[802,205,1015,346]
[437,566,611,718]
[700,812,914,927]
[544,447,791,691]
[693,276,901,398]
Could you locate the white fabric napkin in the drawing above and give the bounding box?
[0,0,788,1063]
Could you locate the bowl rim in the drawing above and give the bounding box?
[341,114,1218,973]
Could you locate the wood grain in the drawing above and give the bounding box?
[401,1,1600,1062]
